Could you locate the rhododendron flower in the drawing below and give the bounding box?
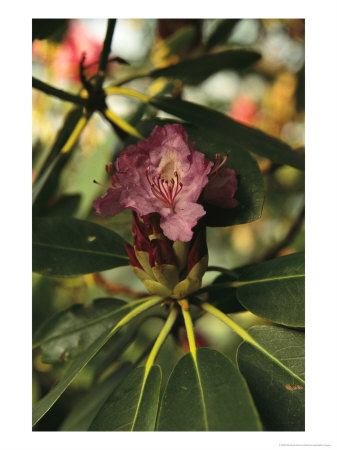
[94,124,213,242]
[203,159,239,209]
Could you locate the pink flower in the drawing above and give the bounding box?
[203,160,239,209]
[94,124,213,242]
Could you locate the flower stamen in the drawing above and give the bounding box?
[146,167,183,209]
[105,163,121,188]
[209,154,228,179]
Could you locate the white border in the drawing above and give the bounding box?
[1,1,337,449]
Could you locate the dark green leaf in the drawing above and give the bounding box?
[32,295,162,426]
[237,325,304,431]
[202,146,264,227]
[33,327,115,426]
[32,217,129,276]
[157,348,261,431]
[149,49,261,84]
[236,252,305,327]
[32,275,55,332]
[89,366,161,431]
[44,194,81,217]
[60,363,132,431]
[205,271,245,313]
[205,19,241,50]
[33,107,84,209]
[33,298,127,363]
[32,19,68,41]
[133,118,264,226]
[149,97,305,170]
[156,26,197,59]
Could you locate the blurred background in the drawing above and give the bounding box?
[32,19,305,430]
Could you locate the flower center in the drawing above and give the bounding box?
[146,167,183,209]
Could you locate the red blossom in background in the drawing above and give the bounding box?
[229,94,258,126]
[52,20,102,81]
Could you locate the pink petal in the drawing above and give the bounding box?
[203,167,239,208]
[160,201,206,242]
[93,188,124,217]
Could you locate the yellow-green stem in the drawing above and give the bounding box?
[130,305,178,431]
[61,115,88,154]
[111,296,163,336]
[103,108,144,139]
[181,303,197,362]
[201,302,304,384]
[104,86,150,103]
[145,306,178,377]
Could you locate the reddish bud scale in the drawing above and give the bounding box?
[132,213,151,253]
[150,239,177,267]
[187,221,208,273]
[125,242,143,270]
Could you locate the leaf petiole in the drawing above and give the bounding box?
[144,306,178,377]
[103,108,144,139]
[200,302,304,385]
[104,86,150,103]
[180,301,197,362]
[32,295,163,426]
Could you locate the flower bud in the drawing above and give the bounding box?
[171,223,208,299]
[125,213,208,299]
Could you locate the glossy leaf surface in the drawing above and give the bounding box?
[205,271,245,313]
[236,252,305,327]
[237,325,305,431]
[32,217,129,276]
[149,97,305,170]
[157,348,261,431]
[89,366,161,431]
[150,49,260,84]
[32,295,162,426]
[205,19,241,50]
[33,327,115,426]
[33,298,127,363]
[60,363,132,431]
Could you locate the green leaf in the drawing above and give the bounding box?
[133,118,264,226]
[44,194,81,217]
[89,366,162,431]
[156,26,197,59]
[149,49,261,85]
[33,298,127,363]
[32,217,129,276]
[32,295,162,426]
[33,327,115,427]
[236,252,305,327]
[237,325,305,431]
[60,363,132,431]
[205,19,241,50]
[202,146,264,227]
[33,107,84,209]
[149,97,305,170]
[32,19,68,41]
[205,271,245,313]
[157,348,261,431]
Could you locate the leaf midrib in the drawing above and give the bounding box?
[192,353,209,431]
[33,241,129,260]
[33,299,144,348]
